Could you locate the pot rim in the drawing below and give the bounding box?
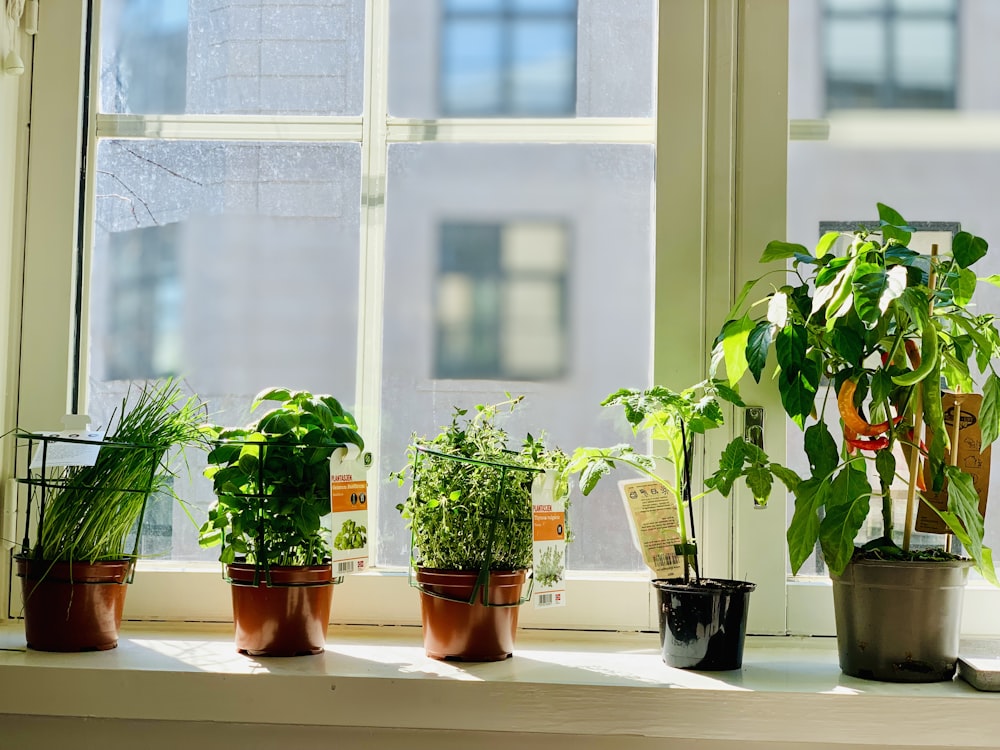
[833,557,973,576]
[226,562,336,588]
[651,577,757,595]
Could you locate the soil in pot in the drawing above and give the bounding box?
[831,558,970,682]
[16,555,131,652]
[227,563,334,657]
[416,568,526,661]
[653,578,756,670]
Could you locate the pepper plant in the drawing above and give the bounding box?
[565,380,795,583]
[716,203,1000,580]
[198,388,364,567]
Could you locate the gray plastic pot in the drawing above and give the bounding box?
[831,558,971,682]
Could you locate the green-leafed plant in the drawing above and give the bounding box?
[715,203,1000,581]
[33,378,206,564]
[393,395,569,572]
[565,379,794,583]
[198,387,364,567]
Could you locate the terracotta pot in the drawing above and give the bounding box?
[16,555,131,652]
[227,563,334,656]
[415,568,526,661]
[653,577,755,670]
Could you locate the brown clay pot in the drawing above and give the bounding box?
[16,555,131,652]
[227,563,334,656]
[416,568,526,661]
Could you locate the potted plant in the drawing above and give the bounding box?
[14,379,205,651]
[566,379,792,670]
[393,395,569,661]
[198,387,364,657]
[716,203,1000,681]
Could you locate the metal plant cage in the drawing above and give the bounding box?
[407,445,542,607]
[209,438,345,588]
[12,429,164,585]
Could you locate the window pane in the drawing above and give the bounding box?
[389,0,655,118]
[99,0,366,115]
[510,20,577,114]
[89,140,362,560]
[893,19,954,90]
[440,20,505,115]
[379,143,654,571]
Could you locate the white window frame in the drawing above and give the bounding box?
[6,0,791,632]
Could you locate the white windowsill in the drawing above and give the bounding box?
[1,622,999,747]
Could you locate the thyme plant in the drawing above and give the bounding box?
[393,395,569,572]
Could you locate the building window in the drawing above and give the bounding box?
[435,221,568,380]
[102,224,182,381]
[824,0,958,110]
[440,0,578,116]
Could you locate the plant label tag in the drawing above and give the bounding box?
[532,469,567,608]
[28,430,104,469]
[915,392,992,534]
[618,479,684,579]
[330,445,371,575]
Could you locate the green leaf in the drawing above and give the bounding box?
[829,328,864,366]
[804,422,839,480]
[761,240,808,263]
[779,360,820,429]
[746,321,774,383]
[720,315,755,386]
[982,374,1000,448]
[869,369,893,413]
[769,463,802,493]
[819,464,872,576]
[980,274,1000,289]
[953,231,988,269]
[815,231,840,259]
[852,266,889,328]
[775,324,806,374]
[745,464,773,506]
[875,450,896,490]
[766,291,788,328]
[787,478,827,575]
[939,466,998,586]
[946,267,978,307]
[251,387,294,410]
[710,439,746,497]
[877,203,912,246]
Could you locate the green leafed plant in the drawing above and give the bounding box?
[565,379,795,583]
[198,387,365,567]
[392,395,569,572]
[33,378,207,564]
[715,203,1000,581]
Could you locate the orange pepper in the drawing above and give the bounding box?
[837,379,900,438]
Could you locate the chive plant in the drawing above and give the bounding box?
[34,379,206,564]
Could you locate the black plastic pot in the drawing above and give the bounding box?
[653,578,755,670]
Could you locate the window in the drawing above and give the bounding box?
[439,0,578,116]
[12,2,789,628]
[824,0,958,110]
[435,220,568,380]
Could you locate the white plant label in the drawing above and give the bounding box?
[28,430,104,469]
[532,469,567,608]
[330,445,371,575]
[618,478,684,579]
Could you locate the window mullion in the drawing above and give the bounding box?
[385,117,655,144]
[356,0,391,564]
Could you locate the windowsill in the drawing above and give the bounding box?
[1,622,998,746]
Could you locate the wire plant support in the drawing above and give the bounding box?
[407,445,540,608]
[207,437,345,589]
[13,429,164,586]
